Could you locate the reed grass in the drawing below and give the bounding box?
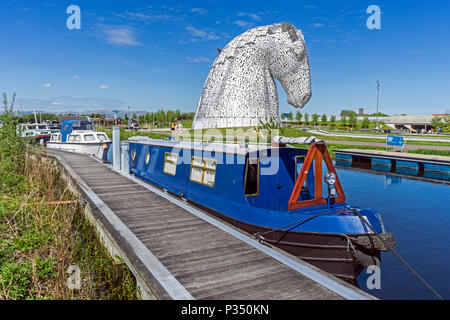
[0,93,140,300]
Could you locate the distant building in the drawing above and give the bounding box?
[358,108,364,116]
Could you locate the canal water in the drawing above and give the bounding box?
[336,165,450,299]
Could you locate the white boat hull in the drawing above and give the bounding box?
[47,142,110,160]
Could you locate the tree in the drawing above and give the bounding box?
[431,116,444,129]
[175,109,181,120]
[340,110,357,117]
[361,116,370,128]
[304,113,309,125]
[312,113,319,125]
[281,113,286,120]
[340,115,347,127]
[167,110,176,123]
[287,111,293,121]
[295,111,302,123]
[348,113,357,127]
[321,114,327,125]
[330,115,336,127]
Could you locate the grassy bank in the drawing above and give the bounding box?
[0,94,140,300]
[407,149,450,157]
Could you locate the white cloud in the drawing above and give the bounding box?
[73,75,80,79]
[44,83,51,87]
[100,25,140,46]
[18,96,127,112]
[191,8,207,15]
[113,11,172,22]
[312,23,324,28]
[186,26,220,41]
[99,85,109,89]
[233,20,253,28]
[186,56,212,63]
[237,12,261,21]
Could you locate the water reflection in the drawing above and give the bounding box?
[336,165,450,300]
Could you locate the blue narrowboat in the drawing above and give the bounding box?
[127,136,395,280]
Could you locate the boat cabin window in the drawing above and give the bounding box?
[97,133,108,141]
[244,158,259,196]
[163,152,178,176]
[68,134,81,142]
[295,155,309,194]
[50,134,61,142]
[189,157,217,187]
[84,134,96,142]
[72,121,93,131]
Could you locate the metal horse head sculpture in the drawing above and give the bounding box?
[192,22,311,129]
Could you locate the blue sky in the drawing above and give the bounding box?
[1,0,449,116]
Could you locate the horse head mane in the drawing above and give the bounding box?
[214,22,303,64]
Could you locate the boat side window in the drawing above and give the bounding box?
[163,152,178,176]
[50,134,60,142]
[97,134,108,141]
[68,134,81,142]
[189,157,217,187]
[84,134,96,142]
[295,155,308,192]
[244,158,259,196]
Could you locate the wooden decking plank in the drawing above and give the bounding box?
[118,213,198,225]
[163,249,268,276]
[153,242,246,263]
[113,206,183,219]
[194,272,301,300]
[158,244,254,267]
[144,237,244,260]
[126,217,206,232]
[179,258,283,292]
[87,184,145,194]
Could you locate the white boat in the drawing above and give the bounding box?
[46,116,111,159]
[17,111,54,144]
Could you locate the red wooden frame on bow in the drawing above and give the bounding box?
[288,142,346,211]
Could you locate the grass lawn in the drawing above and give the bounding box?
[407,149,450,157]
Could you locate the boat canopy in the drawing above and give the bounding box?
[60,119,95,142]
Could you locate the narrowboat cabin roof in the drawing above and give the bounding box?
[127,135,320,156]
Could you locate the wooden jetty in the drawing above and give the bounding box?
[48,150,375,300]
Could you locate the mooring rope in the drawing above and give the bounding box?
[253,211,335,241]
[351,208,444,300]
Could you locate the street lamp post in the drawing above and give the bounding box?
[376,80,380,130]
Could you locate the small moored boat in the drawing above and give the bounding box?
[46,116,111,160]
[127,135,395,280]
